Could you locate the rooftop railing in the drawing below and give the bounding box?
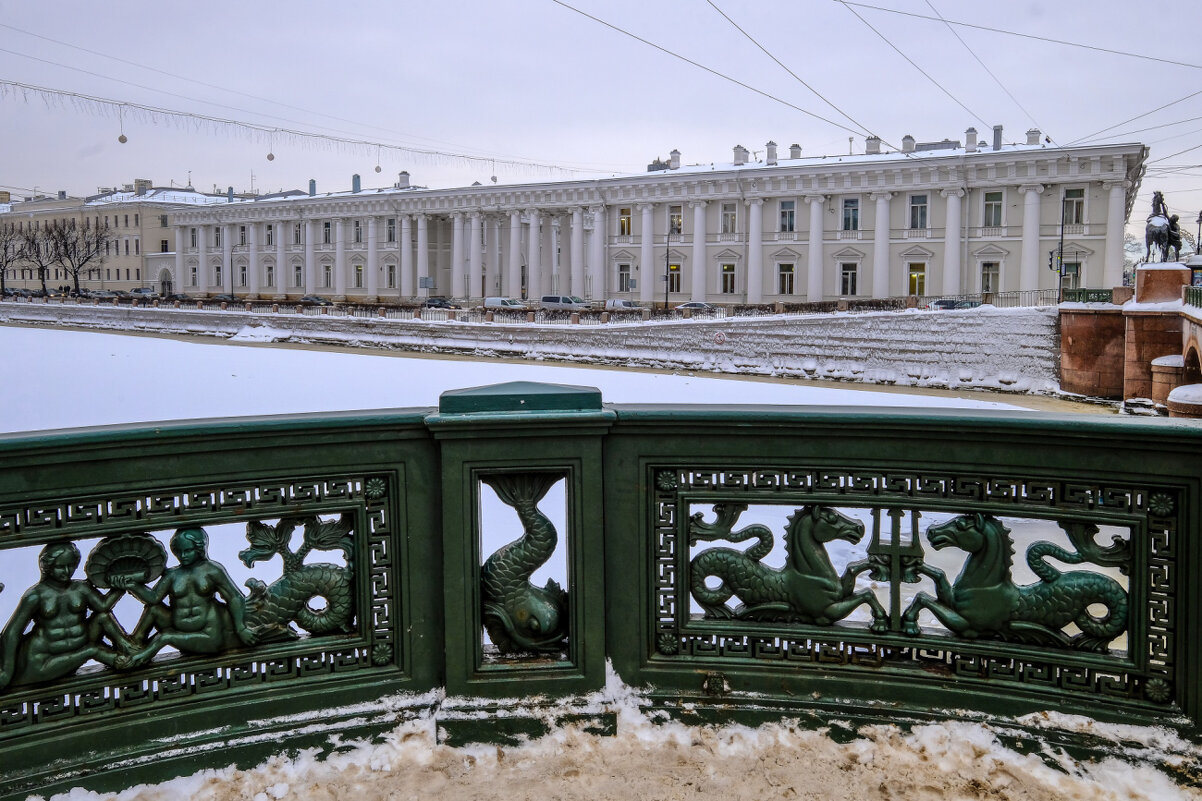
[1,383,1200,797]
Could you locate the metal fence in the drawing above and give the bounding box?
[1,384,1199,797]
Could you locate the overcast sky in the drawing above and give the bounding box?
[3,1,1201,228]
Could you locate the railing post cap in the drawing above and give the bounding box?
[438,381,602,414]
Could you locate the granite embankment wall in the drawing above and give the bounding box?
[0,303,1061,393]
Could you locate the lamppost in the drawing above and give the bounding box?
[663,241,669,310]
[1195,211,1202,256]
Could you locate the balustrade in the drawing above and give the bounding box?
[1,384,1199,797]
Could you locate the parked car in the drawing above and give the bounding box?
[954,300,983,309]
[604,299,642,311]
[162,293,194,302]
[482,296,528,311]
[209,293,238,303]
[675,301,715,311]
[129,288,159,299]
[924,298,959,310]
[300,294,334,306]
[422,297,460,309]
[540,295,589,311]
[89,290,118,299]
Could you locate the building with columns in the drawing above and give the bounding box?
[11,127,1146,305]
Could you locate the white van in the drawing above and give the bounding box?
[540,295,589,311]
[483,296,528,311]
[604,299,641,311]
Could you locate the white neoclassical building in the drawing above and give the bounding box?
[164,127,1146,305]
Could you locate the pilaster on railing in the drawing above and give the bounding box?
[1186,285,1202,309]
[1061,288,1114,303]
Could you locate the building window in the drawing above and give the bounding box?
[160,239,169,253]
[721,263,736,294]
[909,195,928,229]
[778,263,794,295]
[239,265,247,287]
[908,263,926,295]
[134,239,140,255]
[354,264,364,288]
[125,240,130,255]
[239,226,247,246]
[189,266,197,287]
[214,267,222,286]
[124,215,129,227]
[323,265,332,288]
[842,199,859,231]
[266,264,274,287]
[983,192,1003,227]
[190,228,197,247]
[386,264,396,289]
[668,263,681,293]
[387,218,396,243]
[840,263,858,295]
[618,263,632,292]
[619,208,632,236]
[215,228,222,247]
[721,203,737,234]
[159,215,168,227]
[353,220,362,244]
[1064,188,1085,225]
[981,261,999,293]
[1061,262,1080,290]
[779,200,795,232]
[323,222,331,244]
[266,224,274,246]
[294,223,302,245]
[105,241,110,256]
[294,264,303,287]
[668,205,683,235]
[134,214,139,226]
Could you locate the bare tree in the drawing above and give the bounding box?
[47,219,112,295]
[0,223,19,295]
[19,224,58,296]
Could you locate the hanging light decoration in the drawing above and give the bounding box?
[266,130,275,161]
[117,106,127,144]
[374,144,382,173]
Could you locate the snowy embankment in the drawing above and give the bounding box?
[0,301,1062,394]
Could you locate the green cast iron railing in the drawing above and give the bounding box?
[1187,285,1202,309]
[1061,287,1116,303]
[1,382,1200,797]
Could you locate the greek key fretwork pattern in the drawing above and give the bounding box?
[651,466,1181,711]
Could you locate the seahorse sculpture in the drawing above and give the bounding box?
[480,473,568,654]
[238,514,356,640]
[901,513,1128,651]
[689,503,887,632]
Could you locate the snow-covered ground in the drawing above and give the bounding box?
[2,325,1196,801]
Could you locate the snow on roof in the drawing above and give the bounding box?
[86,188,235,206]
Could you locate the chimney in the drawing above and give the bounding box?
[57,190,67,200]
[227,186,234,202]
[901,135,915,153]
[765,141,778,166]
[397,171,410,189]
[309,179,316,196]
[1026,128,1041,146]
[992,124,1003,151]
[965,127,978,152]
[352,174,361,193]
[733,145,749,165]
[789,143,802,159]
[669,149,680,170]
[865,136,881,155]
[134,178,152,196]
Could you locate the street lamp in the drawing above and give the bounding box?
[1195,211,1202,256]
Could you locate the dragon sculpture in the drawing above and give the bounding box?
[901,513,1129,651]
[480,473,569,654]
[688,503,887,632]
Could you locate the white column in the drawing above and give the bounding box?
[691,201,707,302]
[415,214,429,297]
[571,207,586,297]
[747,199,763,304]
[334,218,347,300]
[400,215,414,298]
[173,227,185,293]
[1104,180,1128,288]
[247,222,260,298]
[941,188,963,296]
[450,212,465,299]
[221,224,233,294]
[871,192,892,298]
[275,220,286,298]
[588,205,605,300]
[488,216,502,297]
[304,220,316,295]
[805,195,824,301]
[468,211,483,300]
[508,210,523,298]
[367,216,379,302]
[527,210,542,299]
[541,216,554,297]
[639,203,655,304]
[196,226,208,295]
[1019,184,1044,292]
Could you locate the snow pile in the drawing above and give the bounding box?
[34,671,1201,801]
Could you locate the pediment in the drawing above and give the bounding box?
[900,245,935,258]
[712,248,742,261]
[971,243,1009,258]
[769,247,802,259]
[832,246,866,260]
[611,249,635,262]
